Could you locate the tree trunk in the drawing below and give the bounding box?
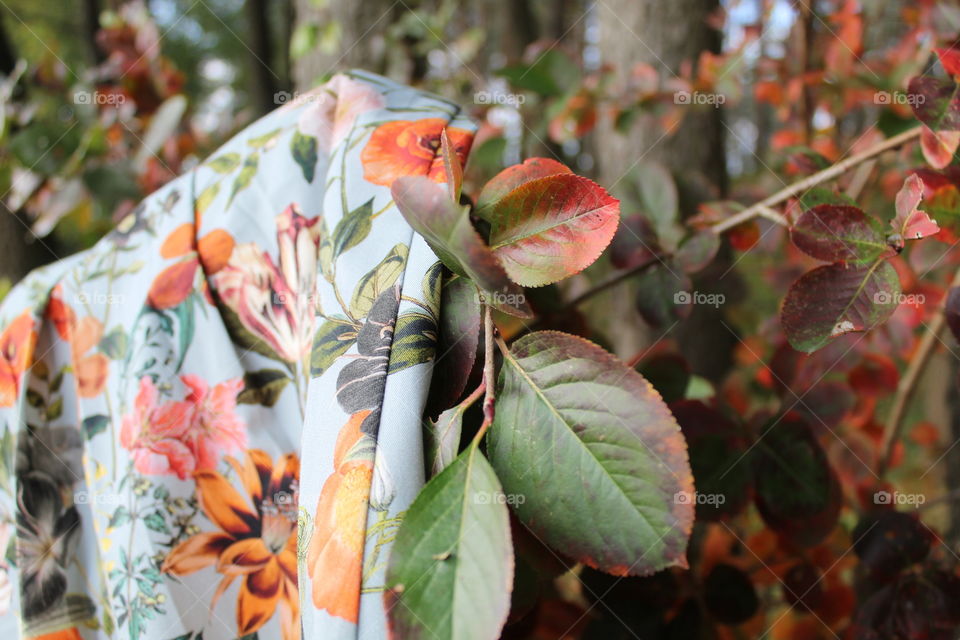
[596,0,735,381]
[291,0,400,89]
[245,0,281,114]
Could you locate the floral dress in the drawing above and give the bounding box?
[0,70,476,640]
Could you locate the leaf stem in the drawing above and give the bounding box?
[473,305,497,444]
[713,125,922,234]
[878,266,960,478]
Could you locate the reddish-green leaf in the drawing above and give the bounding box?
[475,157,572,213]
[440,128,463,202]
[936,46,960,77]
[908,76,960,131]
[489,331,694,576]
[780,260,901,353]
[789,204,889,264]
[890,174,940,249]
[484,174,620,286]
[392,176,529,318]
[674,231,720,273]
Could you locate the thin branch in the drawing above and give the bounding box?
[562,254,664,311]
[713,125,923,234]
[878,266,960,478]
[473,304,497,444]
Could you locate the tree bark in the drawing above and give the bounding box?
[595,0,734,381]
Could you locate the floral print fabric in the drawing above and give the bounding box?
[0,70,475,640]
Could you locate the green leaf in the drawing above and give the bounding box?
[109,506,132,528]
[291,131,318,183]
[206,153,242,174]
[310,319,357,377]
[332,198,373,257]
[237,369,292,407]
[247,128,282,149]
[385,444,513,640]
[143,510,170,534]
[424,398,468,476]
[349,244,408,318]
[83,414,110,440]
[99,326,129,359]
[489,331,694,575]
[496,49,580,97]
[781,259,901,353]
[195,182,220,217]
[228,153,259,206]
[389,312,437,374]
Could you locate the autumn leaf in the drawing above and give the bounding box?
[789,204,890,264]
[889,174,940,249]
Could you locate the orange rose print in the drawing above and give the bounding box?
[162,450,299,640]
[308,410,375,622]
[360,118,473,187]
[0,311,36,406]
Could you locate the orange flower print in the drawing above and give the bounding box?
[308,410,375,622]
[360,118,473,187]
[0,311,36,407]
[163,450,299,640]
[46,291,109,398]
[148,224,236,310]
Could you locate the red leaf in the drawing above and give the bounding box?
[935,47,960,77]
[485,174,620,286]
[920,125,960,169]
[890,174,940,248]
[475,157,572,213]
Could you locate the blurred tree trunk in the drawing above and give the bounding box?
[245,0,280,114]
[291,0,399,89]
[0,15,59,282]
[596,0,736,381]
